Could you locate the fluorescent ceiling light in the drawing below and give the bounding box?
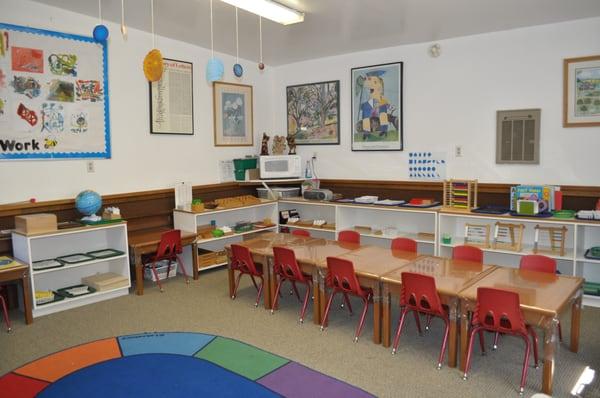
[220,0,304,25]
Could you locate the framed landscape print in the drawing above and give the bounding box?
[351,62,403,151]
[213,82,253,146]
[563,55,600,127]
[149,59,194,135]
[286,80,340,145]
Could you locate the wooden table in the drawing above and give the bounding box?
[381,256,495,367]
[458,267,583,395]
[321,246,420,344]
[128,227,199,295]
[0,262,33,325]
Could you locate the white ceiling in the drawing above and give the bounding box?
[33,0,600,65]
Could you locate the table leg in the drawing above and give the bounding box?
[372,282,381,345]
[192,242,199,280]
[134,251,144,296]
[459,300,470,372]
[21,270,33,325]
[542,317,558,395]
[447,298,458,368]
[319,269,327,327]
[382,283,391,347]
[570,292,582,353]
[263,255,273,310]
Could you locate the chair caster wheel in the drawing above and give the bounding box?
[320,326,325,332]
[391,349,396,355]
[270,310,275,314]
[519,387,524,395]
[186,279,190,285]
[436,363,442,370]
[254,303,259,308]
[534,365,539,370]
[159,288,164,293]
[353,337,359,343]
[462,374,468,381]
[299,318,304,324]
[7,328,12,333]
[425,326,430,331]
[492,345,498,350]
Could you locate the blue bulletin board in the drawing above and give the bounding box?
[0,23,110,159]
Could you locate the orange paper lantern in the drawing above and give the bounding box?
[143,49,164,82]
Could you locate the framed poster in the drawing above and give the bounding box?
[286,80,340,145]
[149,58,193,135]
[213,82,253,146]
[563,55,600,127]
[351,62,403,151]
[0,22,110,159]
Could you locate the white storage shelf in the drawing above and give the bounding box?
[11,223,131,318]
[173,200,279,275]
[439,212,600,307]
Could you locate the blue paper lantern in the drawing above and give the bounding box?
[93,24,109,42]
[233,63,243,78]
[206,58,224,82]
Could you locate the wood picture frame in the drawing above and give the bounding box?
[351,62,403,151]
[286,80,340,145]
[563,55,600,127]
[213,82,253,147]
[149,58,194,135]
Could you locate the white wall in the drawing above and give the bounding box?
[0,0,271,204]
[271,17,600,185]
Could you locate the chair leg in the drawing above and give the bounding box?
[232,271,244,299]
[0,296,11,333]
[299,282,311,323]
[437,317,450,369]
[493,332,500,350]
[519,335,532,395]
[529,326,539,369]
[557,321,563,343]
[291,281,301,303]
[249,275,259,292]
[478,330,486,355]
[413,310,423,335]
[254,276,264,307]
[342,292,353,315]
[425,314,433,331]
[176,254,190,284]
[149,261,164,292]
[320,291,337,331]
[392,307,409,354]
[462,326,482,380]
[271,276,285,314]
[354,297,370,342]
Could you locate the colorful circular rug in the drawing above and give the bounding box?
[0,332,374,397]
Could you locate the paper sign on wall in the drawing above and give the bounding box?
[0,23,110,159]
[408,152,446,180]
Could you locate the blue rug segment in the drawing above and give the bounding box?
[37,353,280,398]
[118,332,215,357]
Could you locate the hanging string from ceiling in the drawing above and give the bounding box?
[233,7,243,77]
[121,0,128,40]
[258,16,264,70]
[206,0,224,82]
[143,0,164,82]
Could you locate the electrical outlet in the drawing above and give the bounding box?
[455,146,463,157]
[86,160,95,173]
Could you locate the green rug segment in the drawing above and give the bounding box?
[195,337,289,380]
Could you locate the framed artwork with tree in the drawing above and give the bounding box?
[286,80,339,145]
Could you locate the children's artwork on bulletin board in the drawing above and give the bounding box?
[408,152,446,180]
[0,23,110,159]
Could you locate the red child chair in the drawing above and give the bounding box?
[272,246,313,323]
[462,287,539,394]
[320,256,373,342]
[452,245,483,263]
[230,244,264,307]
[338,230,360,244]
[291,229,311,237]
[391,237,418,252]
[144,229,189,292]
[0,286,11,332]
[391,272,449,369]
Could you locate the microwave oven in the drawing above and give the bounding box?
[259,155,302,179]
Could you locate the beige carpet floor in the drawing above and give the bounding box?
[1,269,599,398]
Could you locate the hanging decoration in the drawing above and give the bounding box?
[120,0,128,40]
[93,0,109,42]
[233,7,243,78]
[206,0,224,82]
[143,0,164,82]
[258,16,265,70]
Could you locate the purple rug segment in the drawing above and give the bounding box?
[257,362,374,398]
